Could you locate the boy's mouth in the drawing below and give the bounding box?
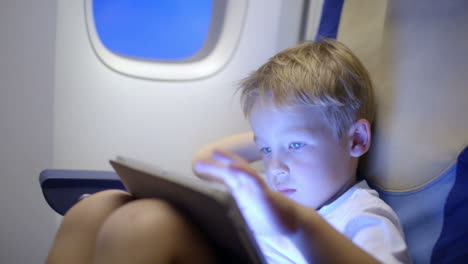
[277,188,297,196]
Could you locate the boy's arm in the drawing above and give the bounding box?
[195,150,381,264]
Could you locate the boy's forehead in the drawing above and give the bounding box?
[249,100,322,120]
[248,91,320,110]
[249,103,330,135]
[253,126,317,141]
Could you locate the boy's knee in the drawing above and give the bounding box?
[96,199,187,244]
[61,189,133,229]
[94,199,216,263]
[46,190,134,264]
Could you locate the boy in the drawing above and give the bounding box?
[193,39,410,263]
[46,39,409,264]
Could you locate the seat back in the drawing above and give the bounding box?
[362,1,468,263]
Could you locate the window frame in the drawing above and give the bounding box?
[85,0,248,80]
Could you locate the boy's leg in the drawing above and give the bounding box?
[46,190,134,264]
[92,198,217,264]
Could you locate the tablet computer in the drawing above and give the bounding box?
[109,156,266,264]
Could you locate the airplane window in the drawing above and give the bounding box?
[85,0,247,80]
[92,0,213,61]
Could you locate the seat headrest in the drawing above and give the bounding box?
[362,0,468,191]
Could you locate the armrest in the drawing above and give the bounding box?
[39,169,126,215]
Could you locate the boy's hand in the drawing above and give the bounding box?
[194,150,297,236]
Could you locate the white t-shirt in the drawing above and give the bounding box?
[256,180,411,264]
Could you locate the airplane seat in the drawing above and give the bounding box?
[366,146,468,264]
[39,169,124,216]
[358,1,468,263]
[430,147,468,263]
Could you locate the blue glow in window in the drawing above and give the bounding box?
[93,0,213,60]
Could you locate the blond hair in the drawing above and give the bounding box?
[239,39,375,138]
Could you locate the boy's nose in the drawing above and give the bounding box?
[268,159,289,185]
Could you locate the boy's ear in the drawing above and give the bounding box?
[347,119,371,158]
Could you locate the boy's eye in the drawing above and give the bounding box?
[260,147,272,154]
[289,142,305,150]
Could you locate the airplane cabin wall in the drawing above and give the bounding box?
[53,0,303,177]
[0,1,57,263]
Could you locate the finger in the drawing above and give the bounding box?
[194,161,238,187]
[193,160,224,183]
[193,160,224,178]
[195,160,265,195]
[229,163,268,189]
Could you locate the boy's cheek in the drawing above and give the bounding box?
[259,172,274,189]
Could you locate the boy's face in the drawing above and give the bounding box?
[249,100,357,210]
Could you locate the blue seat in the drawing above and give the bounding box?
[369,146,468,264]
[431,146,468,263]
